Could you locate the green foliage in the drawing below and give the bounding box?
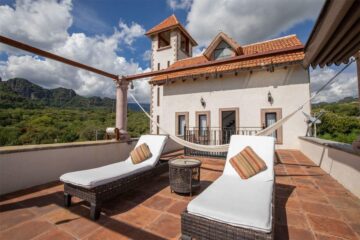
[312,99,360,144]
[0,108,149,146]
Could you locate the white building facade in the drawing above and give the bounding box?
[146,15,311,149]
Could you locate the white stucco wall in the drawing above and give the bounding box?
[151,31,177,71]
[299,137,360,198]
[0,140,136,195]
[0,138,180,195]
[151,64,311,149]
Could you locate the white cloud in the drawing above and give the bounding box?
[167,0,193,10]
[186,0,324,47]
[142,50,152,62]
[310,65,358,103]
[0,0,150,102]
[0,0,72,50]
[118,21,146,46]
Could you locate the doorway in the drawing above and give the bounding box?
[219,108,239,144]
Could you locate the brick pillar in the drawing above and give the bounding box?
[115,77,129,140]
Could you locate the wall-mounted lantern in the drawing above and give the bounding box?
[200,97,206,108]
[268,91,274,105]
[130,81,134,89]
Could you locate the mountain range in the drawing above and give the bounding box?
[0,78,150,111]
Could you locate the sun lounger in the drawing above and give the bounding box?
[181,135,275,240]
[60,135,168,220]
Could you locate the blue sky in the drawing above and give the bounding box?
[0,0,317,70]
[68,0,315,70]
[0,0,357,103]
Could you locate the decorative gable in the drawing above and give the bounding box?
[204,32,244,60]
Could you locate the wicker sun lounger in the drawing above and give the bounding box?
[181,135,276,240]
[60,135,168,220]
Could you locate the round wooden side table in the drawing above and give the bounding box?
[169,158,201,196]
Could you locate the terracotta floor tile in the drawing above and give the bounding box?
[315,233,348,240]
[297,188,329,204]
[339,209,360,223]
[319,185,353,197]
[86,221,136,240]
[308,214,357,240]
[303,166,327,175]
[122,190,156,205]
[102,198,137,216]
[276,185,297,199]
[0,219,55,240]
[166,200,188,216]
[276,176,293,185]
[350,223,360,237]
[0,206,36,231]
[276,209,309,229]
[142,195,175,211]
[44,206,107,239]
[116,205,161,228]
[1,150,359,240]
[301,202,341,219]
[276,225,315,240]
[328,196,360,210]
[33,228,76,240]
[19,192,63,216]
[291,177,318,190]
[276,196,302,210]
[146,213,180,239]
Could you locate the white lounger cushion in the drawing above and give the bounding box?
[60,135,168,189]
[187,176,274,232]
[224,135,275,182]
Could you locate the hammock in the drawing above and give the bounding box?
[129,58,355,153]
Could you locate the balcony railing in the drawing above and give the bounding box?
[183,127,262,158]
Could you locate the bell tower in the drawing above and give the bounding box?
[145,15,197,71]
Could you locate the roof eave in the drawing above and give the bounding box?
[149,59,304,85]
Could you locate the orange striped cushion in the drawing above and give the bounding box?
[130,143,152,164]
[230,146,267,179]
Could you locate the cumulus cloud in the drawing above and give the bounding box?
[167,0,193,10]
[142,50,152,62]
[0,0,72,50]
[310,64,358,103]
[118,21,146,46]
[0,0,150,101]
[186,0,324,47]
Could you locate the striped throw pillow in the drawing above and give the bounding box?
[130,143,152,164]
[230,146,267,179]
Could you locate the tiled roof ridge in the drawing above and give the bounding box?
[243,34,298,47]
[173,55,206,63]
[145,15,180,35]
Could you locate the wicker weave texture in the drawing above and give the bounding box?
[63,161,168,218]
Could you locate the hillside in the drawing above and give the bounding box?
[0,78,150,146]
[0,78,150,111]
[312,97,359,144]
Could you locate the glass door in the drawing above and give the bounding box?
[265,112,277,139]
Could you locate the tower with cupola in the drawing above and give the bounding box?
[145,15,197,71]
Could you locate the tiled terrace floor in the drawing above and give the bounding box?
[0,150,359,240]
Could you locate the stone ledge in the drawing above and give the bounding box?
[299,136,360,156]
[0,139,138,154]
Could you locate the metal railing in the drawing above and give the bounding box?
[183,127,262,158]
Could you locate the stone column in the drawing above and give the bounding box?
[115,76,129,140]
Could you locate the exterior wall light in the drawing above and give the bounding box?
[268,91,274,105]
[200,97,206,108]
[130,81,134,89]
